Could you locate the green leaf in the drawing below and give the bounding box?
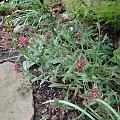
[23,61,34,71]
[48,58,62,64]
[96,22,101,31]
[40,76,50,87]
[49,83,69,88]
[110,57,117,63]
[113,49,120,56]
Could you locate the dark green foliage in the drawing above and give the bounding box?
[66,0,120,29]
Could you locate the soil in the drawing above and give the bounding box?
[0,49,18,63]
[32,82,86,120]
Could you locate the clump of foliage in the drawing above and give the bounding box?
[18,18,120,119]
[0,0,37,15]
[1,0,120,119]
[93,1,120,29]
[0,1,15,15]
[66,0,120,29]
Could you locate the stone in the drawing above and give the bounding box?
[0,62,34,120]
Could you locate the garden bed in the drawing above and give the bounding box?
[0,0,120,120]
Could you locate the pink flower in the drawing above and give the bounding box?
[91,88,99,98]
[76,60,85,70]
[53,11,59,17]
[45,32,52,39]
[22,24,28,32]
[93,94,99,98]
[5,32,10,42]
[82,93,93,102]
[74,33,82,41]
[4,32,10,49]
[4,42,9,49]
[29,28,35,33]
[82,94,88,99]
[19,37,27,47]
[82,88,99,103]
[0,41,2,45]
[87,97,93,102]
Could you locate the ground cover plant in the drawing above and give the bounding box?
[0,0,120,120]
[65,0,120,29]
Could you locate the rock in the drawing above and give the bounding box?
[0,62,34,120]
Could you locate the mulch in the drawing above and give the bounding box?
[32,82,88,120]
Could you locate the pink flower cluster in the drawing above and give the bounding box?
[29,28,35,33]
[91,88,99,98]
[4,32,10,49]
[74,33,82,41]
[22,24,28,32]
[82,88,99,102]
[22,24,35,33]
[19,37,27,47]
[76,60,85,70]
[45,32,52,39]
